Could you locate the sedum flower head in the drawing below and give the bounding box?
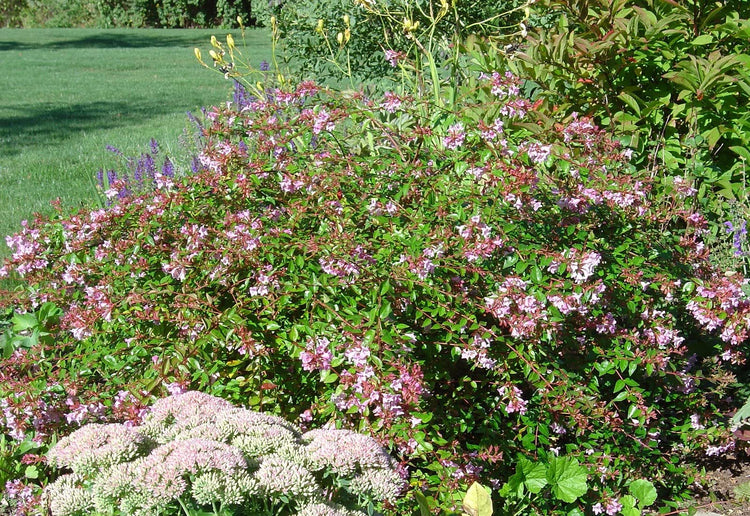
[191,470,259,505]
[254,453,321,501]
[303,428,395,476]
[47,423,150,473]
[348,467,404,501]
[45,473,96,516]
[140,391,234,443]
[216,406,303,437]
[231,423,302,459]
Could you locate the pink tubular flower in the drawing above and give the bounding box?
[299,336,333,372]
[498,385,527,415]
[380,91,402,113]
[383,49,406,67]
[605,499,622,515]
[443,122,466,150]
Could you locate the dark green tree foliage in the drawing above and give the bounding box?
[8,0,254,27]
[0,0,27,27]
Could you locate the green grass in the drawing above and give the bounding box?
[0,28,271,257]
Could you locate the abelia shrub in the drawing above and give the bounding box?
[1,70,750,513]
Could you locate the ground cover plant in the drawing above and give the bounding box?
[2,36,750,514]
[0,27,270,259]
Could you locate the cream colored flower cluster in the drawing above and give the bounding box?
[45,391,403,516]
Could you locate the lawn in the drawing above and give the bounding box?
[0,28,271,257]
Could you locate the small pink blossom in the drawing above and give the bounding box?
[443,122,466,150]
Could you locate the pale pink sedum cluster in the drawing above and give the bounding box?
[44,391,403,516]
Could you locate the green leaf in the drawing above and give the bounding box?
[24,465,39,479]
[462,482,493,516]
[691,35,714,45]
[546,456,588,503]
[414,490,432,516]
[12,313,37,332]
[518,457,548,493]
[629,479,657,507]
[617,92,641,116]
[730,145,750,161]
[734,481,750,502]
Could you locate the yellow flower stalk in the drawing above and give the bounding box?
[226,34,235,50]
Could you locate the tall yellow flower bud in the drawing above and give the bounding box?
[237,16,243,27]
[226,33,235,49]
[344,28,351,43]
[337,31,344,45]
[343,14,350,27]
[316,19,324,33]
[194,47,202,62]
[210,35,220,48]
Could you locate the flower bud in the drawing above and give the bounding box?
[337,32,344,45]
[343,14,350,27]
[237,16,243,27]
[316,19,324,33]
[344,28,351,43]
[226,34,235,49]
[194,47,202,62]
[210,35,220,48]
[209,49,220,61]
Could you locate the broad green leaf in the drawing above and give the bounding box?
[547,457,588,503]
[462,482,493,516]
[518,457,548,493]
[629,479,657,507]
[734,481,750,502]
[24,465,39,479]
[12,313,37,332]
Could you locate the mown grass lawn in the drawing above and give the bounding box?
[0,28,271,257]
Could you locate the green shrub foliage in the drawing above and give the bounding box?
[2,69,750,513]
[514,0,750,217]
[265,0,528,83]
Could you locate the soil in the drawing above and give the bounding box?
[680,455,750,516]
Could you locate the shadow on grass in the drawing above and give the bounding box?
[0,29,265,52]
[0,99,185,157]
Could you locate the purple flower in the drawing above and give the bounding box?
[162,157,174,177]
[259,60,270,71]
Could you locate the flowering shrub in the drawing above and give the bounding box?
[2,65,750,514]
[44,391,402,515]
